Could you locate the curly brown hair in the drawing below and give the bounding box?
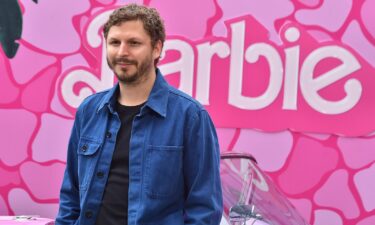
[103,4,165,48]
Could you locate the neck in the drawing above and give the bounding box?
[117,69,156,106]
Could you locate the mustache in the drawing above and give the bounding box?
[114,58,137,65]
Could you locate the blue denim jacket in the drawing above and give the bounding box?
[56,69,223,225]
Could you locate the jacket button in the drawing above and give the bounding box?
[96,172,104,178]
[85,211,93,218]
[81,145,88,152]
[106,132,112,138]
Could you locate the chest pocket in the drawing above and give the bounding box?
[77,138,101,190]
[144,145,183,198]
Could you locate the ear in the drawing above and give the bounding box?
[152,40,163,60]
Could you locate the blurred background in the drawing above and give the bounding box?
[1,0,375,224]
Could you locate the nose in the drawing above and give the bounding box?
[117,42,129,57]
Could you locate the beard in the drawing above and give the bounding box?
[107,54,154,85]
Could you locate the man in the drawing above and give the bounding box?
[56,3,223,225]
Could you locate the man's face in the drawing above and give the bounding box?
[106,20,161,85]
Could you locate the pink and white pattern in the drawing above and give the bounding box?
[1,1,374,224]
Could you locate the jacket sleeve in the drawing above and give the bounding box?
[183,109,223,225]
[55,108,82,225]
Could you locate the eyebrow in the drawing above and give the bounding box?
[107,37,119,42]
[127,37,143,42]
[107,36,144,42]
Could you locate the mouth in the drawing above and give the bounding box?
[115,59,136,69]
[117,62,133,68]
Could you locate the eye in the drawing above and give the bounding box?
[109,40,120,46]
[129,41,141,46]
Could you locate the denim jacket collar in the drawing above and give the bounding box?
[96,68,168,118]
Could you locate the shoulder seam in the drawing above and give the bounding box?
[167,88,204,110]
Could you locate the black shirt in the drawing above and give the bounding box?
[95,101,143,225]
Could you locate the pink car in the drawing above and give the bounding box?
[0,216,54,225]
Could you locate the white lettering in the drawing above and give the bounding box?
[283,27,301,110]
[196,41,230,104]
[228,20,283,110]
[300,46,362,114]
[61,42,114,108]
[159,39,195,96]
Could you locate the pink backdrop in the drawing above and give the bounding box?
[1,0,375,224]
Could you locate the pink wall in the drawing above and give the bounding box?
[1,0,375,224]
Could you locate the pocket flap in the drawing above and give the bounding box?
[77,139,100,156]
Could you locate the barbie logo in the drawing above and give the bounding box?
[161,18,362,115]
[60,11,375,136]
